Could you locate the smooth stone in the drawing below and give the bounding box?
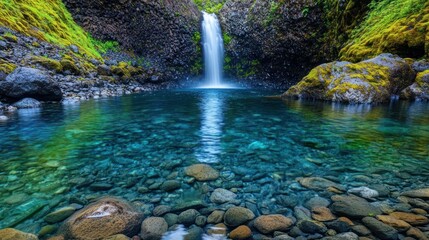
[141,217,168,240]
[331,195,382,219]
[362,217,398,240]
[160,180,181,192]
[229,225,252,240]
[298,177,344,191]
[60,197,143,239]
[103,234,130,240]
[312,206,336,222]
[401,188,429,199]
[172,199,206,212]
[294,206,312,221]
[351,224,371,236]
[389,212,429,226]
[305,196,331,209]
[254,214,294,234]
[4,193,28,204]
[44,206,76,223]
[0,228,38,240]
[348,187,379,199]
[178,209,199,226]
[184,226,203,240]
[207,223,227,236]
[163,213,178,227]
[325,220,351,233]
[224,207,255,227]
[89,182,113,191]
[1,198,47,228]
[210,188,237,204]
[38,225,57,237]
[321,232,359,240]
[185,164,219,181]
[195,215,207,227]
[406,227,428,240]
[153,205,171,217]
[207,210,225,224]
[376,215,411,231]
[297,220,328,234]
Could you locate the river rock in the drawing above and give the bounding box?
[389,212,429,225]
[348,187,379,199]
[376,215,411,231]
[141,217,168,240]
[44,206,76,223]
[401,188,429,199]
[184,226,203,240]
[305,196,331,209]
[312,207,336,222]
[0,67,62,102]
[1,198,47,228]
[184,164,219,181]
[229,225,252,240]
[224,207,255,227]
[254,214,293,234]
[321,232,359,240]
[362,217,398,240]
[153,205,171,217]
[160,180,181,192]
[297,219,328,234]
[12,98,41,108]
[163,213,178,227]
[60,197,143,240]
[210,188,237,204]
[178,209,199,226]
[297,177,344,191]
[207,210,225,224]
[406,227,428,240]
[0,228,38,240]
[207,223,227,236]
[331,195,382,219]
[103,234,130,240]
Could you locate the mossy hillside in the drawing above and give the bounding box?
[340,0,429,62]
[0,0,112,59]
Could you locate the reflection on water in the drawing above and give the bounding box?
[195,90,224,163]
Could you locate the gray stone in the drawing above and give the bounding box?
[351,224,371,236]
[89,182,113,191]
[160,180,181,192]
[97,64,111,76]
[12,98,41,109]
[141,217,168,240]
[0,67,62,102]
[0,40,7,50]
[178,209,199,226]
[331,195,382,219]
[70,44,79,53]
[401,188,429,199]
[362,217,398,240]
[297,219,328,234]
[298,177,344,191]
[207,210,225,224]
[153,205,171,216]
[210,188,237,204]
[163,213,178,227]
[348,187,379,199]
[224,206,255,227]
[195,215,207,227]
[184,226,203,240]
[44,206,76,223]
[305,196,331,209]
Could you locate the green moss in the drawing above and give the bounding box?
[110,62,143,80]
[0,0,112,59]
[31,56,62,72]
[223,33,232,45]
[3,32,18,42]
[415,70,429,86]
[60,58,80,75]
[193,0,226,14]
[0,59,17,74]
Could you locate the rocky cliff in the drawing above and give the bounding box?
[63,0,202,80]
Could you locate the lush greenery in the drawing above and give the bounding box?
[340,0,429,62]
[0,0,113,58]
[193,0,226,14]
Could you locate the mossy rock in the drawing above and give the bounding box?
[3,33,18,43]
[60,59,80,75]
[400,70,429,100]
[0,59,17,75]
[110,62,143,80]
[31,56,62,72]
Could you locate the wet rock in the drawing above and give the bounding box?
[184,226,203,240]
[254,214,293,234]
[44,206,76,223]
[406,227,428,240]
[297,177,344,191]
[305,196,331,209]
[12,98,41,108]
[351,224,371,236]
[160,180,181,192]
[207,210,225,224]
[389,212,429,226]
[229,225,252,240]
[153,205,171,217]
[89,182,113,191]
[321,232,359,240]
[195,215,206,227]
[163,213,178,227]
[210,188,237,204]
[178,209,199,226]
[331,195,382,219]
[376,215,411,231]
[38,225,57,237]
[312,206,336,222]
[185,164,219,181]
[104,234,130,240]
[297,220,328,234]
[294,206,312,221]
[325,220,351,233]
[224,207,255,227]
[172,199,206,212]
[141,217,168,240]
[362,217,398,240]
[348,187,379,199]
[1,198,47,228]
[0,228,38,240]
[401,188,429,199]
[60,197,143,240]
[0,67,62,102]
[97,64,111,76]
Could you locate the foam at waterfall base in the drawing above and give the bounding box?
[161,225,227,240]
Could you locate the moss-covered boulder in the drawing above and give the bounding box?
[401,70,429,101]
[31,56,62,73]
[283,54,415,103]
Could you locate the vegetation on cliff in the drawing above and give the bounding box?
[193,0,226,14]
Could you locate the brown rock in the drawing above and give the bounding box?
[224,207,255,227]
[207,223,227,236]
[103,234,130,240]
[411,208,427,215]
[47,236,65,240]
[311,207,336,222]
[338,217,354,226]
[60,197,143,240]
[390,212,429,226]
[229,225,252,240]
[0,228,38,240]
[141,217,168,240]
[406,227,428,240]
[253,214,293,234]
[401,188,429,199]
[376,215,411,231]
[297,177,343,191]
[184,164,219,181]
[207,210,224,224]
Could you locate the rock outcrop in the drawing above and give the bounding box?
[63,0,201,80]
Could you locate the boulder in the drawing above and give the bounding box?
[210,188,237,204]
[331,195,382,219]
[160,180,181,192]
[141,217,168,240]
[224,207,255,227]
[12,98,41,109]
[254,214,294,234]
[0,228,38,240]
[184,164,219,181]
[362,217,398,240]
[0,67,62,102]
[401,188,429,199]
[60,197,143,240]
[321,232,359,240]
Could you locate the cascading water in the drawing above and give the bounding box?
[201,11,226,88]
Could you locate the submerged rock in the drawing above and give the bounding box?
[362,217,398,240]
[210,188,237,204]
[141,217,168,240]
[401,188,429,199]
[44,206,76,223]
[331,195,382,219]
[348,187,379,199]
[297,177,344,191]
[229,225,252,240]
[253,214,293,234]
[224,207,255,227]
[0,198,47,228]
[0,228,38,240]
[12,98,41,109]
[184,164,219,181]
[60,197,143,240]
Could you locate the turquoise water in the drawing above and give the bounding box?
[0,89,429,232]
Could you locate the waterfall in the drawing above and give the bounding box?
[202,11,224,88]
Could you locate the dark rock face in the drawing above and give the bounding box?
[219,0,326,84]
[63,0,201,80]
[0,67,62,102]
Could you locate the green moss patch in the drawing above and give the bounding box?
[0,59,17,74]
[31,56,62,72]
[193,0,226,14]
